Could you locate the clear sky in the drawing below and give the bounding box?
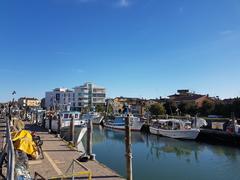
[1,0,240,102]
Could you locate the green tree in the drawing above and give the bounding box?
[95,104,105,113]
[178,102,188,115]
[178,102,198,116]
[200,100,215,116]
[164,100,177,115]
[186,102,198,116]
[213,103,229,117]
[105,104,114,114]
[232,98,240,118]
[149,103,166,116]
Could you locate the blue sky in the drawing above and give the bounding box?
[1,0,240,102]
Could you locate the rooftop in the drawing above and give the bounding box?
[171,94,206,102]
[53,88,73,92]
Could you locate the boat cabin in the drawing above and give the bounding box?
[153,119,192,130]
[60,111,81,120]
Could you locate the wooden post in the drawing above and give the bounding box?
[87,120,93,156]
[36,111,38,125]
[57,114,62,137]
[194,115,197,128]
[42,114,45,128]
[70,117,75,144]
[25,108,27,121]
[125,114,133,180]
[31,112,33,124]
[49,115,52,133]
[147,113,150,126]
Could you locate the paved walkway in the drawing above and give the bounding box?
[25,124,125,180]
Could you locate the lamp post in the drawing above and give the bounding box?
[9,90,16,123]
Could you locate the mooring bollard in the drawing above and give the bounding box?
[70,117,75,144]
[87,120,93,158]
[125,114,133,180]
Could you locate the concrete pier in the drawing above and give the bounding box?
[25,124,125,180]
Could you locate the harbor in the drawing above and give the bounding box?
[2,1,240,179]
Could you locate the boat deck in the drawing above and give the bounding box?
[25,123,125,180]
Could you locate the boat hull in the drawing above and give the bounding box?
[92,116,104,125]
[104,123,143,131]
[150,127,200,140]
[45,119,85,132]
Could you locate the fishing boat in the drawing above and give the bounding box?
[45,111,86,132]
[149,119,204,140]
[104,115,144,131]
[81,112,104,125]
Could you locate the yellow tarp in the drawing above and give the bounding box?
[12,130,38,158]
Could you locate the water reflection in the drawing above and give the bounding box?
[144,135,202,162]
[91,126,240,162]
[75,126,240,180]
[103,128,145,144]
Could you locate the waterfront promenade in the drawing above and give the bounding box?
[25,123,125,180]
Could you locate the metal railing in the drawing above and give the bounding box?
[3,116,15,180]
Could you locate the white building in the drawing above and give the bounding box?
[73,82,106,111]
[45,88,74,111]
[45,83,106,111]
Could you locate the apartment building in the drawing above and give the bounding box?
[73,82,106,111]
[45,88,74,111]
[45,83,106,111]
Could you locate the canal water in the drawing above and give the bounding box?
[80,126,240,180]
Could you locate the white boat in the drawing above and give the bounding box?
[104,115,144,131]
[45,111,86,132]
[150,119,201,140]
[81,112,104,125]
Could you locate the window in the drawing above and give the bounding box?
[64,114,69,118]
[93,93,106,97]
[75,114,78,118]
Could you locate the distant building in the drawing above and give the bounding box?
[73,82,106,111]
[45,88,74,111]
[40,98,45,109]
[113,97,149,115]
[18,97,40,109]
[45,82,106,111]
[168,89,214,108]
